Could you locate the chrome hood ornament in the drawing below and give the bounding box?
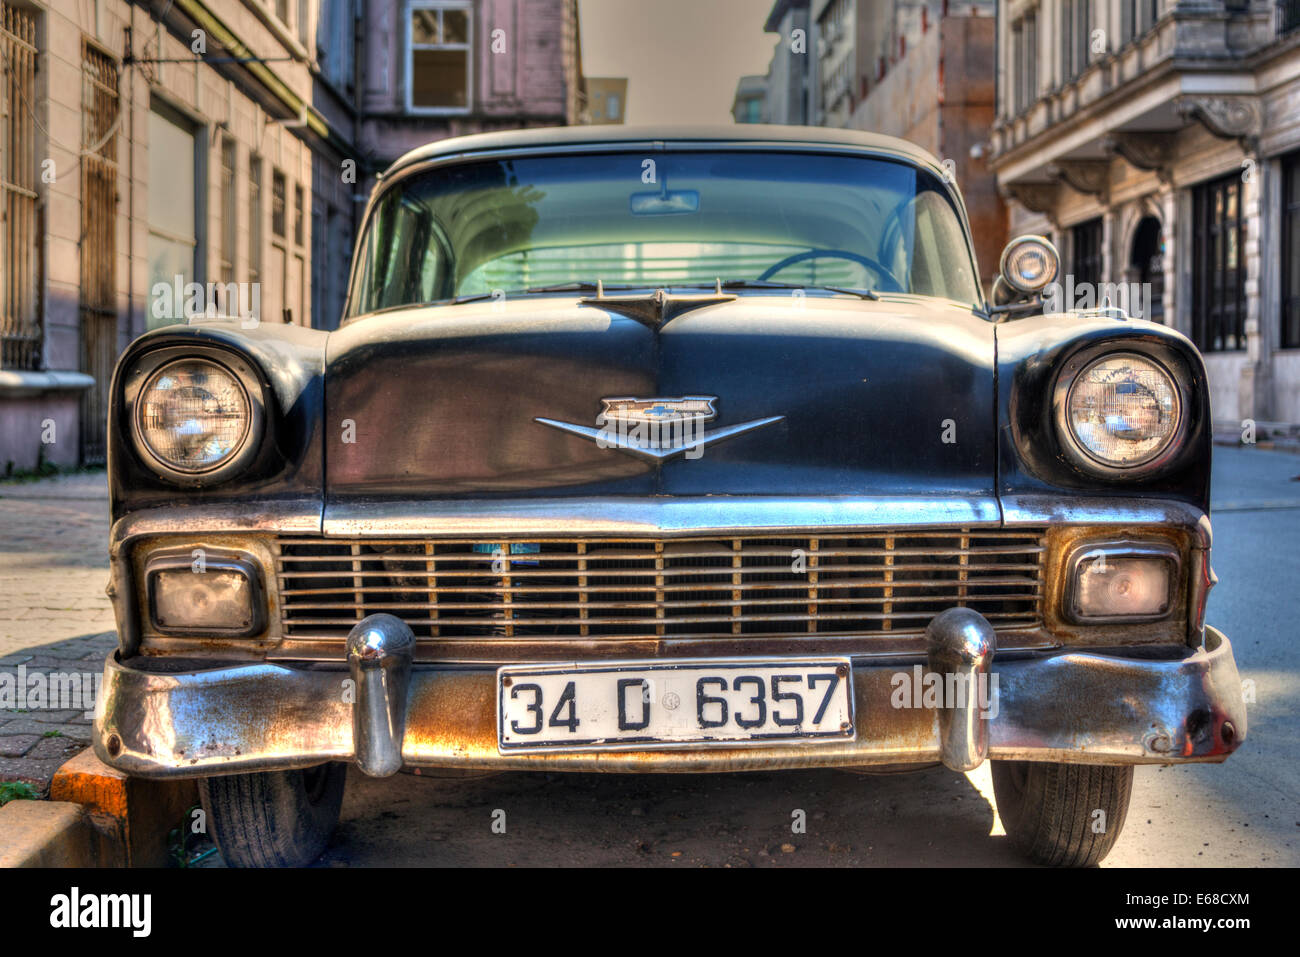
[536,396,782,462]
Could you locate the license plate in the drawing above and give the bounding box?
[497,658,854,752]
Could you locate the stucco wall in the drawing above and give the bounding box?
[1272,351,1300,423]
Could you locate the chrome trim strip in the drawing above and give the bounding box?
[319,496,1005,537]
[107,495,1209,546]
[110,501,323,554]
[999,495,1210,546]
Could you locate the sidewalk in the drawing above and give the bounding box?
[0,471,115,794]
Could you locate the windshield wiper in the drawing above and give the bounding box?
[524,281,602,293]
[719,279,879,300]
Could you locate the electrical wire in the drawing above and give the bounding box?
[0,42,125,167]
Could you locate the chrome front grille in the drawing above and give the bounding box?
[274,530,1046,641]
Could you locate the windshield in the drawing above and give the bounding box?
[348,150,981,317]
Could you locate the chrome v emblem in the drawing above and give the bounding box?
[535,396,782,462]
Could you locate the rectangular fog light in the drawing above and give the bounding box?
[1069,543,1177,623]
[146,549,264,637]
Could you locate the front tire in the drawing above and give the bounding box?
[991,760,1133,867]
[198,763,346,868]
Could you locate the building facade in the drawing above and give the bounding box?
[0,0,584,473]
[732,74,768,122]
[991,0,1300,427]
[0,0,336,473]
[355,0,582,170]
[763,0,812,124]
[843,0,1006,290]
[732,1,1007,290]
[581,76,627,124]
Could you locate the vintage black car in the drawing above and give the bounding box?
[95,126,1245,867]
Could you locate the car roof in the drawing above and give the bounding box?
[380,124,945,181]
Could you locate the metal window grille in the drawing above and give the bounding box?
[0,4,40,370]
[220,137,236,283]
[248,155,262,284]
[1070,217,1104,289]
[79,41,120,463]
[1280,0,1300,36]
[1283,153,1300,349]
[1192,175,1247,352]
[271,169,286,238]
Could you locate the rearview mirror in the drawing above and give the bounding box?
[630,189,699,215]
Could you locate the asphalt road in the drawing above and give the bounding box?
[311,446,1300,868]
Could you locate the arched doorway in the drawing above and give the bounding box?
[1128,215,1165,321]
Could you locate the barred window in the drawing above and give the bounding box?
[1281,153,1300,348]
[1071,217,1104,289]
[1192,174,1247,352]
[272,170,287,238]
[0,4,40,369]
[220,138,237,284]
[248,155,263,284]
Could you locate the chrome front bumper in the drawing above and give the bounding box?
[93,612,1247,778]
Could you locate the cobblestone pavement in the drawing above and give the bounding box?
[0,471,114,793]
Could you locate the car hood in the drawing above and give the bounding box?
[323,295,997,508]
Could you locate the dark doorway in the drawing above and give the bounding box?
[1129,215,1164,322]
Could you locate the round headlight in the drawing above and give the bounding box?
[1063,353,1181,469]
[999,235,1060,294]
[136,359,251,473]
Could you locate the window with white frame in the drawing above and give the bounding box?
[408,1,472,112]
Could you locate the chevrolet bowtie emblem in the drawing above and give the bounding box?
[536,396,782,462]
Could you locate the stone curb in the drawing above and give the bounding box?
[0,749,198,867]
[0,800,110,867]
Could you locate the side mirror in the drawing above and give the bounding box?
[991,235,1060,313]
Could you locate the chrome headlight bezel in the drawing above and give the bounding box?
[123,348,266,485]
[1063,540,1181,624]
[144,545,266,637]
[1052,349,1188,478]
[999,234,1060,295]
